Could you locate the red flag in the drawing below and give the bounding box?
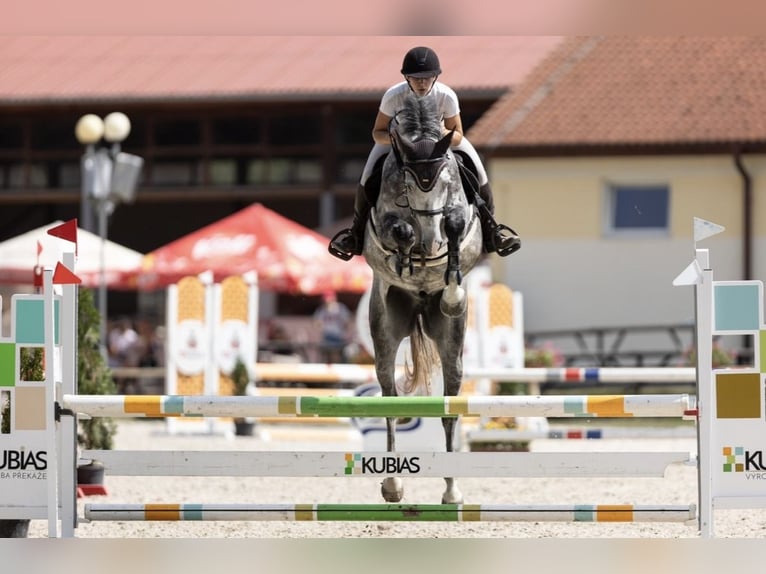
[36,240,43,256]
[47,219,78,255]
[52,262,81,285]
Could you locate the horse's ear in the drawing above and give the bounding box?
[392,129,415,159]
[433,129,454,158]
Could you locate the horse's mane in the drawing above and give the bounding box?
[394,94,442,143]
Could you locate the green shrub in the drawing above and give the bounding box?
[76,288,117,450]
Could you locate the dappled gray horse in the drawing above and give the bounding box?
[362,94,483,504]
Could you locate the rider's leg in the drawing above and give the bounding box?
[329,144,389,260]
[453,138,521,257]
[328,184,371,260]
[476,181,521,256]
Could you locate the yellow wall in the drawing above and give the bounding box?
[491,155,751,240]
[483,153,766,333]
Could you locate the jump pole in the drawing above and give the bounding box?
[83,503,697,524]
[62,393,692,419]
[252,363,697,385]
[80,449,691,478]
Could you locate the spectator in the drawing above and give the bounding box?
[108,317,143,394]
[313,291,352,363]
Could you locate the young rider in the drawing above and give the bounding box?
[329,46,521,261]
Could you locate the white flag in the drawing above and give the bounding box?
[672,259,702,286]
[694,217,725,243]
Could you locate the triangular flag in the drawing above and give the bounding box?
[672,259,703,286]
[694,217,725,243]
[52,262,81,285]
[47,218,79,255]
[36,240,43,256]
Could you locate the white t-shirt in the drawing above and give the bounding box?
[379,81,460,121]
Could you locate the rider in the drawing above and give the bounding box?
[329,46,521,261]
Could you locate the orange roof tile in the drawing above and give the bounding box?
[469,37,766,152]
[0,36,563,103]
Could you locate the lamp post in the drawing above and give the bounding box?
[75,112,143,358]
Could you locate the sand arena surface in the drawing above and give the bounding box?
[25,419,766,538]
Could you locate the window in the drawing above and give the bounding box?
[335,111,376,145]
[154,119,201,146]
[152,158,199,186]
[268,114,321,146]
[606,184,669,235]
[336,157,366,184]
[213,117,262,145]
[209,159,238,185]
[0,121,23,149]
[31,117,82,150]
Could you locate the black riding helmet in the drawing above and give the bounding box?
[401,46,441,78]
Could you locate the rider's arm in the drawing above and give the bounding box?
[372,111,394,145]
[443,114,464,146]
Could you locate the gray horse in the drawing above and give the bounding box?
[362,93,483,504]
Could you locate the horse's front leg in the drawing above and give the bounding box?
[436,312,466,505]
[387,215,416,277]
[440,207,467,318]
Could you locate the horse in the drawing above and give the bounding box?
[362,93,484,504]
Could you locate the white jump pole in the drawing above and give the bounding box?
[84,503,697,524]
[62,393,692,419]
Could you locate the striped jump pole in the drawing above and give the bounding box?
[84,503,697,523]
[252,363,697,385]
[62,393,692,419]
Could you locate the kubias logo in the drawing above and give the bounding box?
[723,446,766,477]
[344,453,421,475]
[0,449,47,471]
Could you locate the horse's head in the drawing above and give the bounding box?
[390,128,453,193]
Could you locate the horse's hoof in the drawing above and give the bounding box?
[381,477,404,502]
[441,491,464,505]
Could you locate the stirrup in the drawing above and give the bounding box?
[493,224,521,257]
[328,229,357,261]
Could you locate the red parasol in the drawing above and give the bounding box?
[133,203,372,294]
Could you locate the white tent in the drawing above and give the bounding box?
[0,221,143,289]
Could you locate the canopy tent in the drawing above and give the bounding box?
[0,221,143,289]
[133,203,372,294]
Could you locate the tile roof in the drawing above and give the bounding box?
[469,37,766,152]
[0,36,563,104]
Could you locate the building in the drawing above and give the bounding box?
[470,37,766,359]
[0,35,561,316]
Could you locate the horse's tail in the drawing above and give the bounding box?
[401,316,440,395]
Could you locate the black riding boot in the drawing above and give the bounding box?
[477,182,521,257]
[328,184,372,261]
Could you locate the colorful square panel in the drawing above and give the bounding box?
[761,331,766,374]
[714,283,761,332]
[0,343,14,387]
[14,386,46,431]
[716,372,762,419]
[14,299,59,345]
